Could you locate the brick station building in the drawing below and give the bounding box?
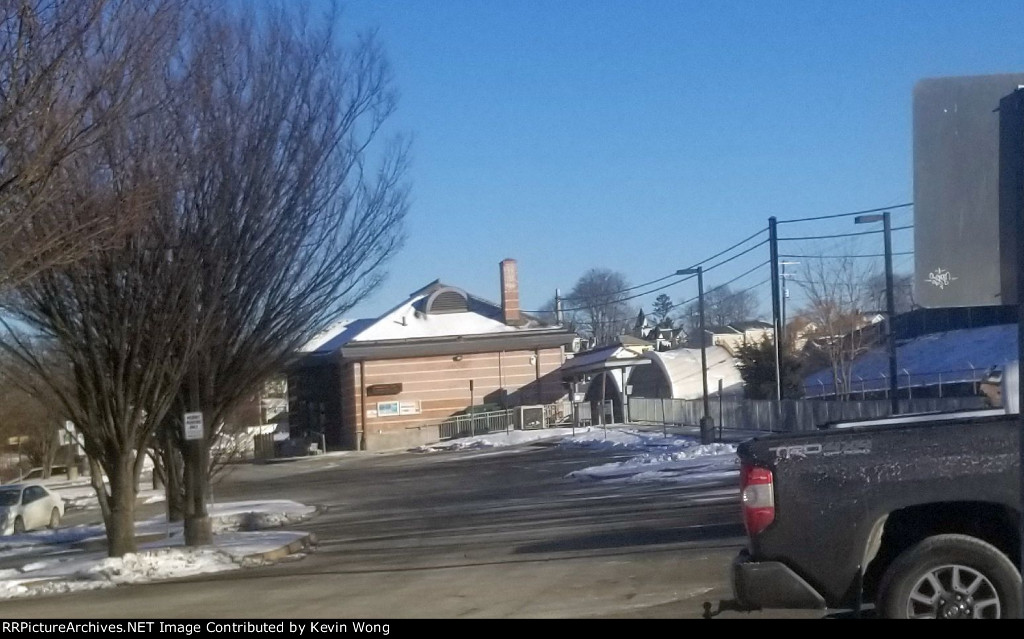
[288,259,576,451]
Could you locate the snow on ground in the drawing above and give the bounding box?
[208,500,317,532]
[0,501,317,600]
[418,424,743,486]
[560,427,739,484]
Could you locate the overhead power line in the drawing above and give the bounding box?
[777,202,913,225]
[779,252,914,259]
[780,224,912,242]
[675,261,770,307]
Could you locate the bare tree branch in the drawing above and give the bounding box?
[149,5,409,542]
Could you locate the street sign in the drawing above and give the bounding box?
[183,412,204,441]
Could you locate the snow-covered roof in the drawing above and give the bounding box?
[299,319,376,354]
[638,346,745,399]
[299,281,561,354]
[559,344,649,375]
[351,291,520,343]
[803,323,1017,397]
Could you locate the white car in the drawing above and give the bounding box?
[0,483,64,535]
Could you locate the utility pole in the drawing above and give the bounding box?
[676,267,712,443]
[769,218,783,401]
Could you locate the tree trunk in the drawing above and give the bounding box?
[162,440,185,522]
[89,457,112,526]
[183,440,211,546]
[105,461,138,557]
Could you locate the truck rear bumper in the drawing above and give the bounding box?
[732,549,827,610]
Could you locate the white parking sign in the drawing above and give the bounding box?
[183,412,204,440]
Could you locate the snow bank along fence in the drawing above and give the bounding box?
[628,396,987,432]
[438,401,573,440]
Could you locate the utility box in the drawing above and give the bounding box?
[515,405,545,430]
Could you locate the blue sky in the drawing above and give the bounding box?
[326,0,1024,321]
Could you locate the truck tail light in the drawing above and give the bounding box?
[740,463,775,537]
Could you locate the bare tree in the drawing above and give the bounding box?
[679,285,759,334]
[865,271,916,314]
[0,2,198,556]
[0,347,74,478]
[0,0,185,290]
[151,5,409,544]
[794,256,878,399]
[536,295,580,332]
[0,210,207,556]
[565,268,635,347]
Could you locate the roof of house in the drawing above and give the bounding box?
[706,325,743,336]
[299,280,573,357]
[704,321,773,337]
[617,334,653,347]
[731,320,774,331]
[300,318,376,354]
[803,323,1017,397]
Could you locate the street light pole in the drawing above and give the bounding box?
[677,267,712,443]
[855,211,899,415]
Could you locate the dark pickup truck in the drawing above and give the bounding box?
[731,407,1023,619]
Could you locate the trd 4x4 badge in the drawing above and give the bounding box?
[768,439,871,461]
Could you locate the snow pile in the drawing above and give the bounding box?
[0,505,317,600]
[557,427,697,451]
[208,500,317,532]
[85,546,241,583]
[416,425,743,486]
[566,434,740,484]
[415,426,581,451]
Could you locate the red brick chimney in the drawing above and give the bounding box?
[500,259,523,326]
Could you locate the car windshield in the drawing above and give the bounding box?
[0,489,20,507]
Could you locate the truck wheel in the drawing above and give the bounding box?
[876,534,1022,619]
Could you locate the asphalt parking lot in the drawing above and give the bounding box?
[0,438,827,619]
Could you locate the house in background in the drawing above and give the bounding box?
[690,320,774,356]
[288,259,577,451]
[630,308,685,351]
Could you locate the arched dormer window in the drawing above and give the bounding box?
[425,287,469,314]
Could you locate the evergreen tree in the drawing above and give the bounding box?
[652,294,674,328]
[735,337,805,400]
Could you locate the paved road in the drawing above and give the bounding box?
[0,440,826,619]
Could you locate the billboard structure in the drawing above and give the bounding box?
[913,72,1024,308]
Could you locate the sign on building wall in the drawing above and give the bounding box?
[376,401,400,417]
[399,401,421,415]
[367,383,403,397]
[369,400,421,418]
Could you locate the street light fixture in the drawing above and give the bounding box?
[855,211,899,414]
[676,266,713,442]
